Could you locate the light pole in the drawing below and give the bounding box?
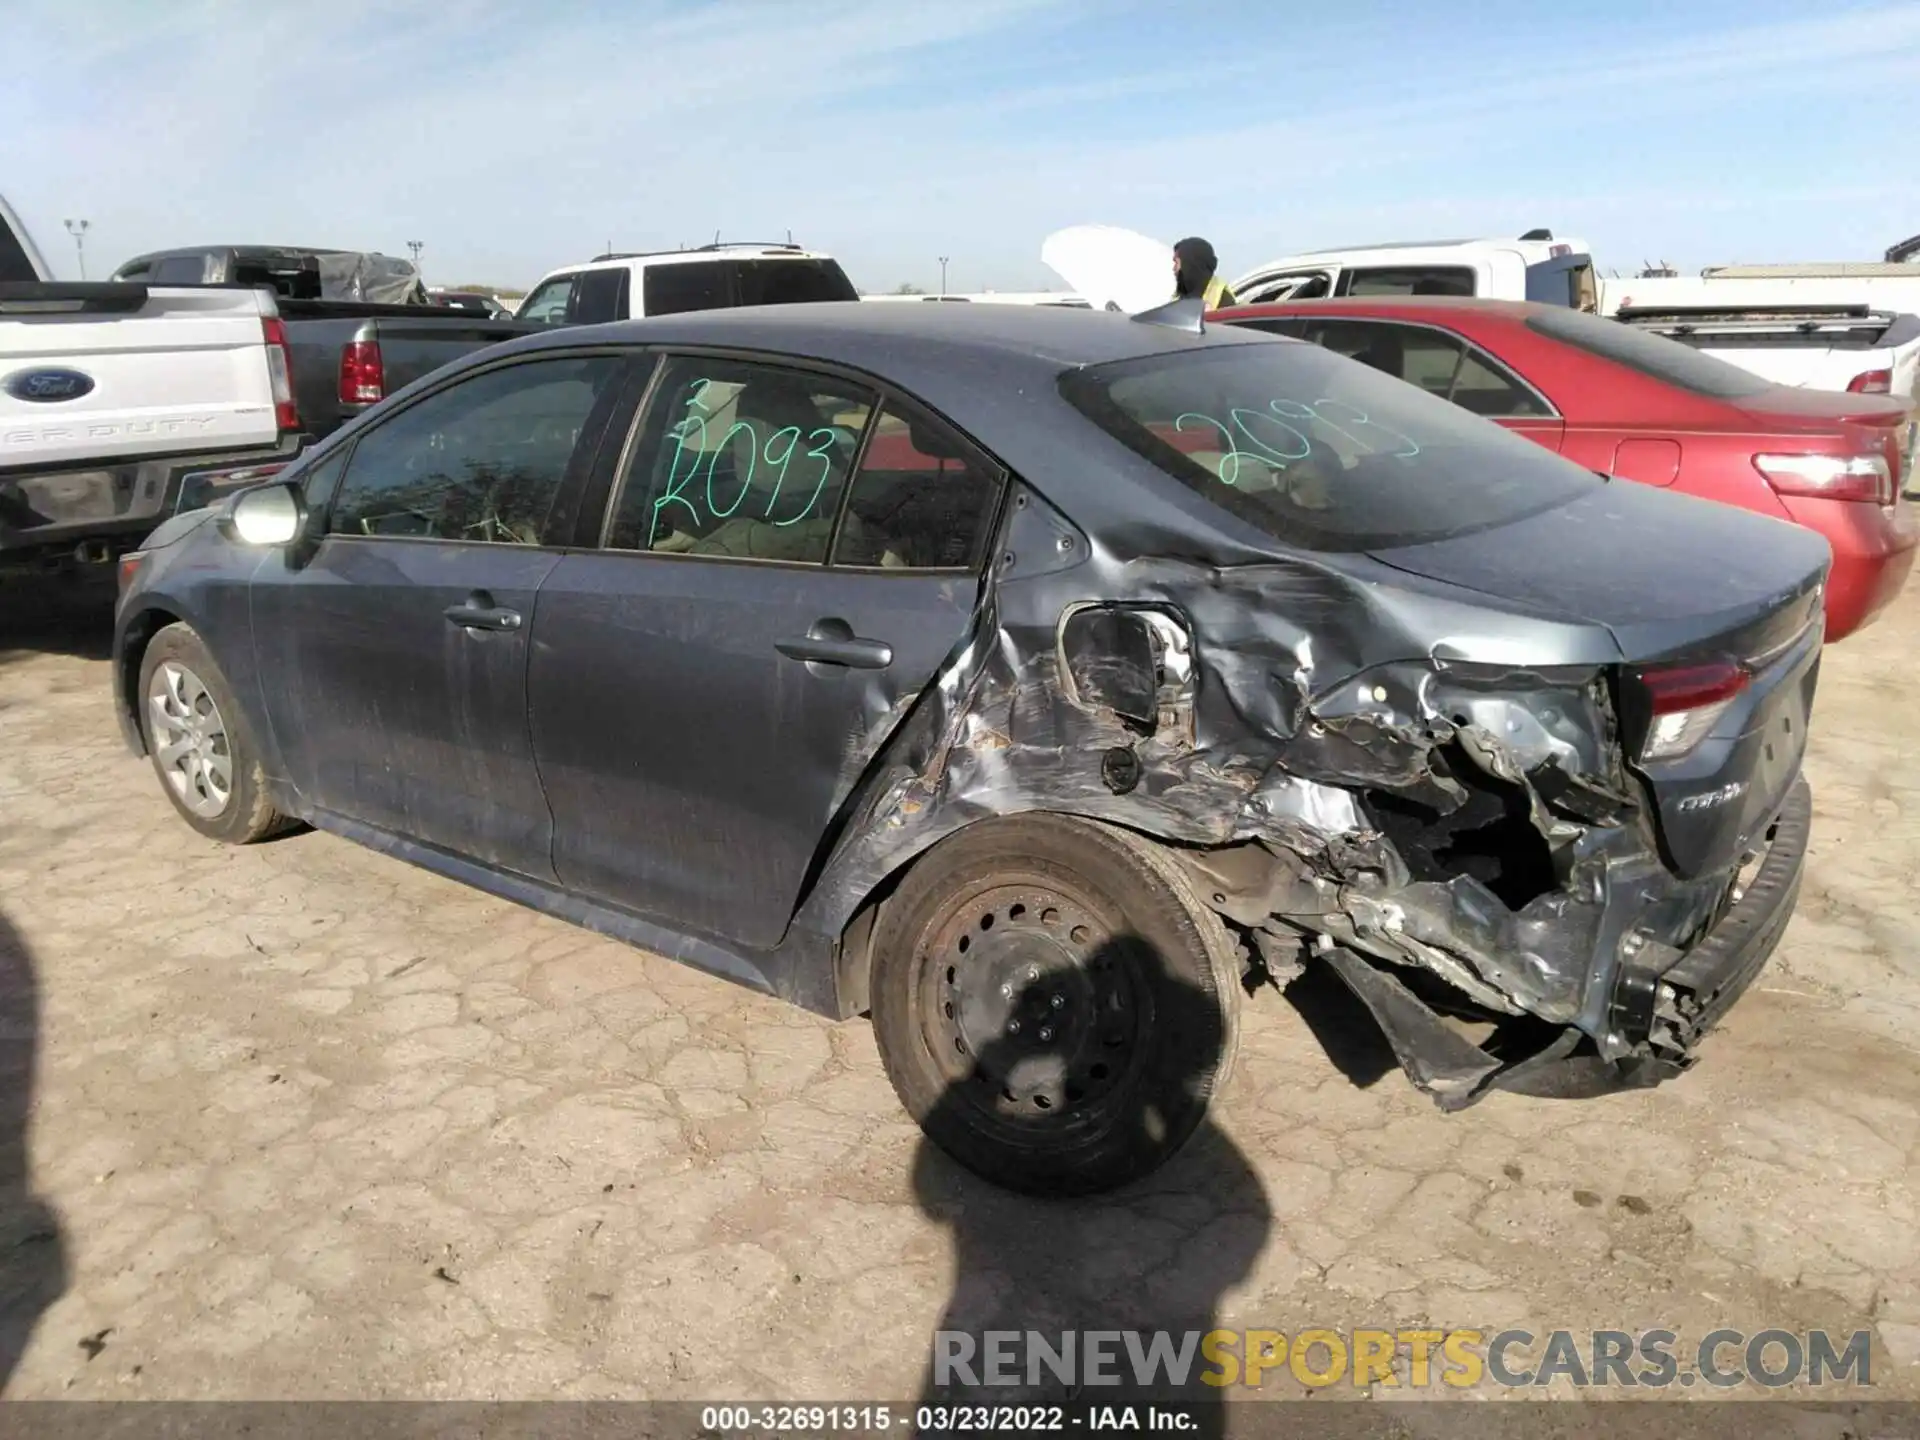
[406,240,424,268]
[938,256,949,296]
[64,219,90,279]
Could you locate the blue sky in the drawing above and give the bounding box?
[3,0,1916,292]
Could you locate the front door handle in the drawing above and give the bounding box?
[444,590,523,632]
[776,617,892,670]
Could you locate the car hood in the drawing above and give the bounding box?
[137,507,216,551]
[1364,477,1832,659]
[1040,224,1175,314]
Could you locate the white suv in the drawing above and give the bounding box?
[515,243,859,327]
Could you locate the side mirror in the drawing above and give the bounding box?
[225,480,306,547]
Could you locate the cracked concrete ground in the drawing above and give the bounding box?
[0,575,1915,1404]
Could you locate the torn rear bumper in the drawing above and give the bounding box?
[1324,774,1811,1109]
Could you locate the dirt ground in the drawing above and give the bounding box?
[0,574,1914,1406]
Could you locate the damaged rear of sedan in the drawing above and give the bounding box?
[111,302,1828,1196]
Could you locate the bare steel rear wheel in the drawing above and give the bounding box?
[872,814,1241,1196]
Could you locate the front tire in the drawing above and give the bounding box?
[871,814,1242,1196]
[138,622,291,845]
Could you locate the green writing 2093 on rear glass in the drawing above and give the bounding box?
[653,378,847,531]
[1175,397,1421,486]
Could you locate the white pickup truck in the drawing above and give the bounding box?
[1600,264,1920,408]
[1229,230,1600,309]
[1,196,304,575]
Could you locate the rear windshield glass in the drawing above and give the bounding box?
[1058,338,1599,552]
[1527,306,1772,398]
[643,258,857,316]
[736,258,857,305]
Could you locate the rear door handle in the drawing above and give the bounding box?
[444,591,523,632]
[776,618,892,670]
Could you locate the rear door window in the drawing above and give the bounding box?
[1238,317,1552,418]
[1301,318,1466,396]
[642,262,730,316]
[570,267,630,325]
[1340,265,1477,297]
[832,406,1003,571]
[1450,349,1552,417]
[603,355,877,563]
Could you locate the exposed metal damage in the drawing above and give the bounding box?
[800,481,1812,1111]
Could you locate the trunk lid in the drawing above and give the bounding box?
[1367,479,1829,879]
[1733,383,1911,428]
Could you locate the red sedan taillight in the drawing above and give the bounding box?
[1753,452,1894,506]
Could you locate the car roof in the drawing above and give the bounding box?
[508,299,1266,388]
[477,302,1281,552]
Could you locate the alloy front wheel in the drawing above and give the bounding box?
[147,660,234,819]
[136,621,293,844]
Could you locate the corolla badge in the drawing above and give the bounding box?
[3,367,96,403]
[1676,781,1746,813]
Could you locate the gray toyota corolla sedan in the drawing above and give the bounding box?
[112,301,1828,1195]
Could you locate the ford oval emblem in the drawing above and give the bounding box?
[3,368,96,403]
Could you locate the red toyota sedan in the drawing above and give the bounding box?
[1214,297,1916,641]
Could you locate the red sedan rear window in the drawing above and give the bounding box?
[1527,308,1773,399]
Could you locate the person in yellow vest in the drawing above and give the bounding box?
[1173,236,1237,309]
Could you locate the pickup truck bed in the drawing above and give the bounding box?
[1614,304,1920,411]
[276,299,531,440]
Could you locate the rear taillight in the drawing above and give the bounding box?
[261,316,300,433]
[1847,369,1893,394]
[1633,659,1749,762]
[1753,452,1894,505]
[338,339,385,405]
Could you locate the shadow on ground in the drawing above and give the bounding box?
[0,911,66,1393]
[0,574,116,668]
[1280,963,1398,1090]
[910,944,1271,1438]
